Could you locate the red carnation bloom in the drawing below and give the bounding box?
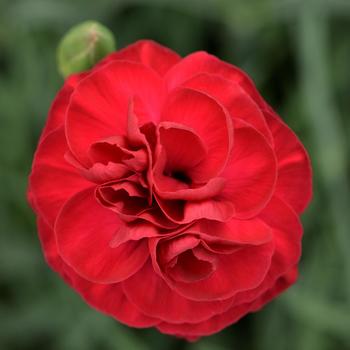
[28,40,312,340]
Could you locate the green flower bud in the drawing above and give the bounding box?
[57,21,116,78]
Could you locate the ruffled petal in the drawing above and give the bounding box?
[265,110,312,213]
[156,196,235,224]
[165,51,266,108]
[122,260,234,324]
[97,40,181,76]
[28,127,91,227]
[66,61,165,166]
[165,243,274,302]
[167,247,216,283]
[152,219,274,302]
[155,177,226,201]
[259,196,302,274]
[39,73,86,141]
[231,196,302,306]
[158,121,207,173]
[182,74,272,143]
[156,267,297,337]
[183,198,235,223]
[96,180,149,217]
[195,218,273,246]
[161,88,233,182]
[222,124,277,219]
[109,222,160,248]
[82,163,131,184]
[37,219,158,327]
[55,187,149,283]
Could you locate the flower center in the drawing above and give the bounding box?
[164,170,192,185]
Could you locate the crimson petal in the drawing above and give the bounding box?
[158,121,207,173]
[39,73,86,141]
[232,196,302,306]
[265,111,312,213]
[195,218,273,247]
[122,260,234,324]
[165,51,266,108]
[153,219,274,302]
[161,88,233,182]
[37,218,159,328]
[165,242,273,301]
[259,196,302,275]
[222,125,277,218]
[28,127,91,227]
[66,61,165,166]
[155,177,226,201]
[55,187,149,283]
[97,39,181,76]
[182,74,272,143]
[156,268,297,337]
[156,195,235,224]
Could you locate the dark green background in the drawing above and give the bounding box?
[1,0,350,349]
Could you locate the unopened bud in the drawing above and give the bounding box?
[57,21,116,78]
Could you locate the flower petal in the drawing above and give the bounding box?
[195,218,273,247]
[66,61,165,166]
[167,241,274,302]
[156,235,216,283]
[156,196,235,224]
[165,51,266,108]
[28,127,91,227]
[39,73,86,141]
[265,110,312,213]
[98,40,181,76]
[259,196,302,275]
[98,179,147,204]
[158,121,208,173]
[156,267,297,337]
[183,198,235,223]
[161,88,233,182]
[169,246,216,283]
[109,222,160,248]
[82,162,131,184]
[55,187,149,283]
[37,218,158,327]
[71,277,159,328]
[231,196,302,306]
[182,74,272,143]
[155,177,226,201]
[163,243,274,302]
[122,260,234,324]
[222,125,277,219]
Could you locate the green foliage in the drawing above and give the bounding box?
[0,0,349,349]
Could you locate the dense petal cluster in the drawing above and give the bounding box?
[28,40,312,340]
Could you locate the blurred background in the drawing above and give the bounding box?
[1,0,350,349]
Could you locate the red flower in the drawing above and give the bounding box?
[28,40,312,340]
